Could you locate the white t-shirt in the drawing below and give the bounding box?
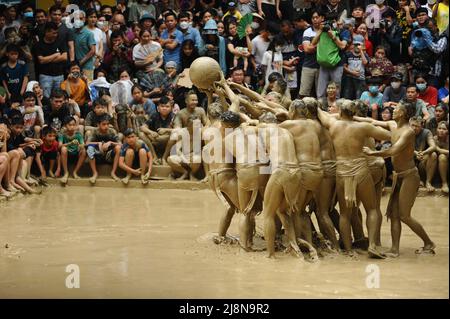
[251,35,270,66]
[261,50,283,85]
[87,27,104,54]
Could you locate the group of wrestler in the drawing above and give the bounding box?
[201,76,436,261]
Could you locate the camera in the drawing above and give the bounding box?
[322,21,333,32]
[379,19,387,29]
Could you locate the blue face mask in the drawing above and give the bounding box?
[369,86,379,94]
[416,83,427,91]
[24,12,33,18]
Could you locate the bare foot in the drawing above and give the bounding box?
[60,173,69,185]
[89,173,98,185]
[162,158,168,166]
[200,176,208,183]
[176,172,189,181]
[6,185,19,194]
[368,247,386,259]
[426,182,435,192]
[441,183,449,194]
[111,172,120,182]
[415,242,436,255]
[26,178,39,186]
[383,249,400,258]
[122,174,131,185]
[213,234,238,245]
[48,171,55,178]
[0,188,12,198]
[342,249,359,260]
[27,187,42,195]
[141,174,149,185]
[11,181,25,192]
[54,170,61,178]
[73,172,81,179]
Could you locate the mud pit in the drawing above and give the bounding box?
[0,187,448,298]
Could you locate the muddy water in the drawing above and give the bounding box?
[0,187,448,298]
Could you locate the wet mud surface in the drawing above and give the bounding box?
[0,187,448,298]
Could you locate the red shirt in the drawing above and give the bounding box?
[418,86,438,106]
[41,140,59,154]
[365,39,373,57]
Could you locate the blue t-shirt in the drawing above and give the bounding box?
[360,91,383,118]
[161,29,184,66]
[132,99,157,117]
[0,60,28,97]
[438,87,448,102]
[73,27,97,71]
[119,141,149,157]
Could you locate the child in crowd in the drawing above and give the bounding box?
[118,128,152,185]
[84,98,108,140]
[86,114,122,183]
[58,116,86,185]
[6,116,41,193]
[0,123,11,197]
[60,62,90,116]
[0,44,29,100]
[35,126,60,183]
[20,92,44,139]
[434,121,449,193]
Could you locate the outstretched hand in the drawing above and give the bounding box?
[362,146,376,156]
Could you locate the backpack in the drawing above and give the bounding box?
[316,31,341,68]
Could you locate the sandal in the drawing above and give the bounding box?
[415,247,436,255]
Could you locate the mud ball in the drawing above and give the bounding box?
[189,57,222,90]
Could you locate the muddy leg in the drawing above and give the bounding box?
[438,153,448,193]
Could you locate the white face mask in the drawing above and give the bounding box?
[375,0,385,5]
[251,22,260,30]
[391,81,401,89]
[180,21,189,30]
[74,20,84,29]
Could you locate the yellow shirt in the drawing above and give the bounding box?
[223,10,243,22]
[61,79,88,106]
[436,3,449,35]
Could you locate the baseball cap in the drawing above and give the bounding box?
[353,34,364,45]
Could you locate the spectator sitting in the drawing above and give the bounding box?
[366,45,394,82]
[60,62,90,116]
[84,97,109,140]
[131,84,157,117]
[133,29,163,76]
[415,73,438,108]
[426,103,448,135]
[58,116,86,185]
[86,114,122,184]
[43,89,71,132]
[360,78,384,120]
[433,121,449,193]
[139,96,174,163]
[180,39,200,71]
[438,76,449,104]
[35,126,61,183]
[382,72,407,108]
[118,128,153,185]
[410,116,437,192]
[403,85,432,122]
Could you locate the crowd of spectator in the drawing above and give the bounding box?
[0,0,448,197]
